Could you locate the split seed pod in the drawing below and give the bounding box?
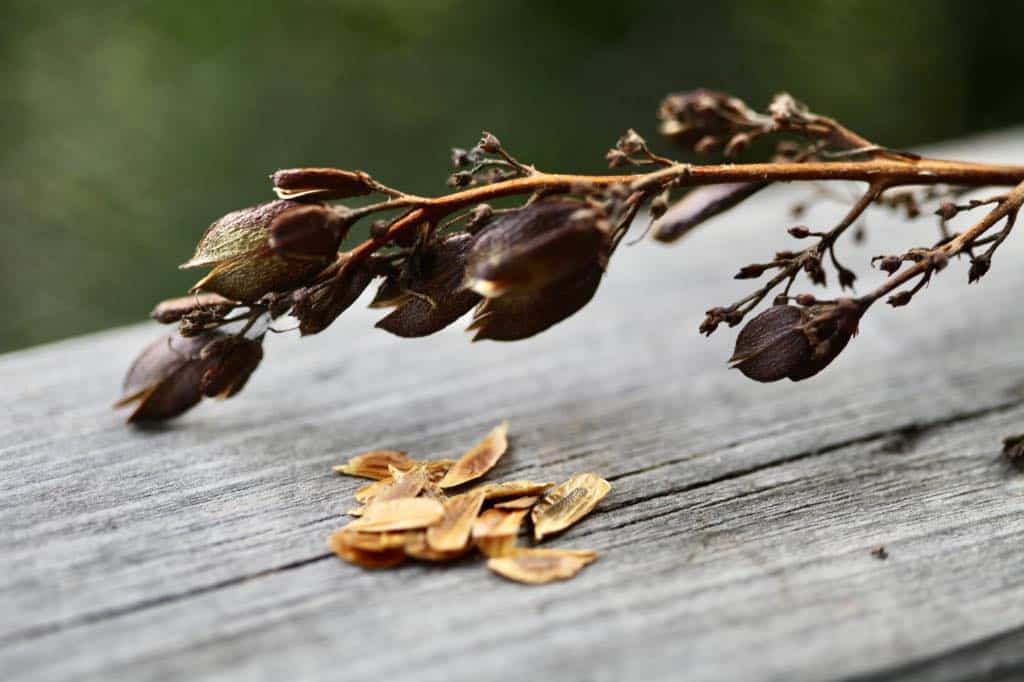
[468,262,603,341]
[182,200,348,302]
[291,255,375,335]
[465,199,608,298]
[117,331,263,422]
[374,233,481,337]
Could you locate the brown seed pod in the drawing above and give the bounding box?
[182,200,346,302]
[374,233,481,337]
[652,182,767,243]
[465,199,607,298]
[468,262,603,342]
[730,300,862,383]
[272,167,377,201]
[291,256,375,335]
[116,331,263,422]
[150,293,234,324]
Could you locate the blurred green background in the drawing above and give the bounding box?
[4,0,1024,353]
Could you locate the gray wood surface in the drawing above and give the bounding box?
[3,131,1024,682]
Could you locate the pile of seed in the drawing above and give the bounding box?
[327,422,610,584]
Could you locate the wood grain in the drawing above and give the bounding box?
[3,130,1024,681]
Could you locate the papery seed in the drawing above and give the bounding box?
[531,473,611,541]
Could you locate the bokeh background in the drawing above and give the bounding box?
[5,0,1024,353]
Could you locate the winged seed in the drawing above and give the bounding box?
[531,473,611,541]
[487,548,598,584]
[438,421,509,488]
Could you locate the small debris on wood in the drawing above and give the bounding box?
[1002,434,1024,469]
[870,545,889,560]
[327,421,608,584]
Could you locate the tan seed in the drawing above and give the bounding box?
[472,508,528,558]
[334,450,416,480]
[487,548,598,584]
[403,531,470,562]
[427,489,487,552]
[493,495,540,511]
[531,472,611,541]
[479,480,554,500]
[328,531,407,569]
[344,497,444,532]
[439,421,509,488]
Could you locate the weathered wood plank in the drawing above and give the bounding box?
[2,130,1024,681]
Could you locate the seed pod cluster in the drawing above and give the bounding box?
[328,422,610,584]
[116,330,263,422]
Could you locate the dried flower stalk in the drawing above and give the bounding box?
[119,89,1024,422]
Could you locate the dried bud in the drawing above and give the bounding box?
[795,293,816,306]
[370,219,389,241]
[658,89,761,150]
[734,264,768,279]
[448,171,473,188]
[652,182,767,243]
[730,300,862,383]
[468,262,603,341]
[837,267,857,290]
[694,136,721,154]
[605,148,629,168]
[466,203,494,231]
[291,257,375,335]
[478,132,502,154]
[887,291,913,307]
[150,293,234,324]
[936,201,958,221]
[616,129,646,155]
[877,255,902,274]
[768,93,812,125]
[374,233,482,338]
[803,257,827,286]
[116,331,263,422]
[271,167,376,201]
[788,225,811,239]
[181,201,345,302]
[724,132,751,157]
[930,251,948,272]
[451,148,472,168]
[700,307,728,336]
[968,255,991,283]
[466,199,608,298]
[649,190,670,220]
